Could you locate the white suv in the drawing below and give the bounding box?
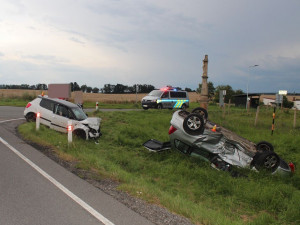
[24,96,101,140]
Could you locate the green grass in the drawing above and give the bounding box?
[18,106,300,225]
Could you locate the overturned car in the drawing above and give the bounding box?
[24,96,101,140]
[144,108,295,176]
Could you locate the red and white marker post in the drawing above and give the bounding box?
[36,112,41,130]
[67,121,73,144]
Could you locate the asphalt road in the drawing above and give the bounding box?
[0,106,154,225]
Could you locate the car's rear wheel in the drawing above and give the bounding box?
[183,113,205,135]
[181,104,187,110]
[191,107,208,123]
[253,151,280,171]
[25,113,36,122]
[256,141,274,152]
[143,107,149,110]
[157,104,163,109]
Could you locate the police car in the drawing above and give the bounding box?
[141,86,189,110]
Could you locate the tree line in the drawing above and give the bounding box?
[0,83,156,94]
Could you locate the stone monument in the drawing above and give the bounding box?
[199,55,209,109]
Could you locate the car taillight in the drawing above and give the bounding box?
[26,103,32,108]
[168,125,177,135]
[289,162,295,173]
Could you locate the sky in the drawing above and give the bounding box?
[0,0,300,93]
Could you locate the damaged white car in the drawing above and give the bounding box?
[24,96,101,140]
[144,108,295,176]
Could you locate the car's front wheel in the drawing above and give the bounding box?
[183,113,205,135]
[73,129,87,140]
[256,141,274,152]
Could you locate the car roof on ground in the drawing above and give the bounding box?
[38,95,79,108]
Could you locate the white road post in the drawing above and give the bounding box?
[68,120,72,144]
[96,102,99,111]
[36,112,41,130]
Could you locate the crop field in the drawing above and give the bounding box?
[0,89,200,104]
[18,105,300,225]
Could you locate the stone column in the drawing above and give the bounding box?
[199,55,209,109]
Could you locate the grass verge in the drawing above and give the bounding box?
[18,106,300,225]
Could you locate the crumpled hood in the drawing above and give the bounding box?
[82,117,101,129]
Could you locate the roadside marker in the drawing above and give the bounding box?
[68,120,73,144]
[0,137,115,225]
[36,112,41,130]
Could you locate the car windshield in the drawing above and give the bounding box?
[148,90,163,97]
[71,107,88,121]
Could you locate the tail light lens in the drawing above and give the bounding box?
[26,103,32,108]
[168,125,177,135]
[289,162,295,173]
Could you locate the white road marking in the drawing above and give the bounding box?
[0,137,115,225]
[0,118,25,123]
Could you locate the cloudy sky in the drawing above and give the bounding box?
[1,0,300,93]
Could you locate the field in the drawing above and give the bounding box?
[18,105,300,225]
[0,89,200,104]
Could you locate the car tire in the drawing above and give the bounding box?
[25,113,36,122]
[143,107,149,110]
[191,107,208,123]
[74,129,87,140]
[253,151,280,171]
[181,104,187,110]
[183,113,205,135]
[256,141,274,152]
[157,104,163,109]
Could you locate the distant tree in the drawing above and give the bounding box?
[282,96,294,108]
[214,85,235,103]
[81,84,87,93]
[20,84,30,89]
[86,86,93,93]
[113,84,127,93]
[185,88,192,92]
[73,82,80,91]
[197,82,215,100]
[92,87,99,93]
[103,84,114,93]
[36,83,47,90]
[234,89,245,95]
[138,84,155,93]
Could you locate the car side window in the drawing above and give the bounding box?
[40,99,54,111]
[161,91,169,98]
[54,105,69,118]
[170,91,186,98]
